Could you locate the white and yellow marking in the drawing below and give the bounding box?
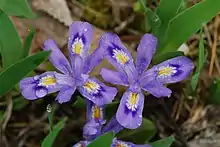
[74,142,84,147]
[38,75,56,87]
[83,80,100,94]
[157,65,177,78]
[126,92,139,111]
[92,105,103,120]
[112,49,129,65]
[116,141,130,147]
[72,38,84,55]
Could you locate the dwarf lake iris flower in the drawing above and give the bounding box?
[99,33,194,129]
[19,21,117,105]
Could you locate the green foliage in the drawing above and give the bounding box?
[87,132,114,147]
[41,117,67,147]
[0,0,35,18]
[0,51,50,97]
[156,0,220,54]
[151,136,175,147]
[191,29,207,91]
[0,10,23,69]
[209,79,220,105]
[117,118,156,144]
[22,27,35,58]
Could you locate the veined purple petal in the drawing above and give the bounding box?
[68,21,93,58]
[116,89,144,129]
[136,34,157,75]
[83,47,104,74]
[55,86,76,103]
[111,138,152,147]
[73,141,90,147]
[78,77,117,106]
[70,54,84,78]
[142,80,172,98]
[99,33,137,80]
[149,56,194,84]
[103,116,124,134]
[83,119,102,141]
[100,68,129,86]
[19,72,62,100]
[43,39,72,75]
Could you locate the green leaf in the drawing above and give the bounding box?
[0,51,50,97]
[0,0,35,18]
[209,79,220,105]
[22,27,35,58]
[117,118,156,144]
[190,72,200,91]
[41,117,67,147]
[157,0,220,54]
[0,10,23,69]
[13,96,29,110]
[133,0,147,13]
[87,132,114,147]
[72,96,86,108]
[151,136,175,147]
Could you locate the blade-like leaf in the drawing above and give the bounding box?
[0,10,23,69]
[87,132,114,147]
[209,79,220,105]
[157,0,220,54]
[41,117,67,147]
[151,136,175,147]
[0,51,50,97]
[117,118,156,144]
[22,27,35,58]
[0,0,35,18]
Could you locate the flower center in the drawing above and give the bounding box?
[72,38,83,55]
[126,92,139,111]
[157,65,177,78]
[92,105,102,120]
[84,80,100,94]
[39,75,56,87]
[112,49,129,65]
[116,142,129,147]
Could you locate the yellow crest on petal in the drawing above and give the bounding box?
[72,38,83,55]
[126,92,139,111]
[112,49,129,65]
[92,105,102,120]
[158,66,177,78]
[84,80,100,94]
[39,75,56,87]
[116,142,129,147]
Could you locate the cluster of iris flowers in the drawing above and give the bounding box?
[19,21,194,146]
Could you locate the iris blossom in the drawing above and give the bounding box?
[19,21,117,105]
[73,100,151,147]
[100,33,194,129]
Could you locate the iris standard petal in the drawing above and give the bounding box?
[103,116,124,134]
[136,34,157,75]
[116,90,144,129]
[150,56,194,84]
[70,54,84,78]
[55,86,76,103]
[19,72,61,100]
[100,68,129,86]
[68,21,93,58]
[99,33,137,79]
[142,80,172,98]
[43,39,72,75]
[78,77,117,106]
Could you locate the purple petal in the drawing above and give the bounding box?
[73,141,90,147]
[55,86,76,103]
[19,72,62,100]
[116,89,144,129]
[68,21,93,58]
[142,80,172,98]
[111,138,151,147]
[69,54,84,77]
[136,34,157,75]
[83,119,102,141]
[99,33,137,81]
[149,56,194,84]
[103,116,124,134]
[78,77,117,106]
[43,39,72,75]
[83,47,104,74]
[100,68,129,86]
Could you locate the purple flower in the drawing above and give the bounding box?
[19,21,117,105]
[112,138,151,147]
[100,33,194,129]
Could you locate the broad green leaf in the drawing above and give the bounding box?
[87,132,114,147]
[22,27,35,58]
[0,51,50,97]
[158,0,220,54]
[209,79,220,105]
[41,117,67,147]
[151,136,175,147]
[13,96,29,110]
[117,118,156,144]
[72,96,86,108]
[0,10,23,69]
[155,0,183,45]
[0,0,35,18]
